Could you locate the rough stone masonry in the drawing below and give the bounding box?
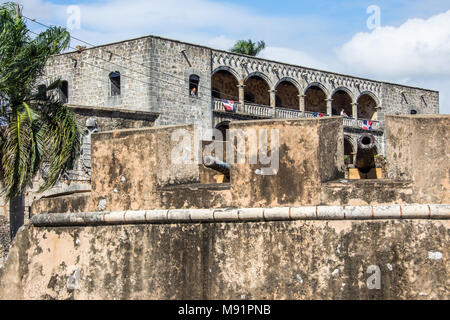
[0,115,448,300]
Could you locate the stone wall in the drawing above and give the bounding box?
[42,36,212,134]
[379,83,439,121]
[0,219,448,299]
[386,115,449,204]
[30,116,433,215]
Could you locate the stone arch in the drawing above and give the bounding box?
[357,91,380,106]
[212,66,240,82]
[304,82,329,96]
[244,73,271,105]
[331,88,354,117]
[275,78,300,110]
[211,69,239,101]
[344,135,356,165]
[275,77,302,91]
[357,92,379,120]
[215,121,230,141]
[244,71,273,89]
[331,87,355,102]
[304,83,328,114]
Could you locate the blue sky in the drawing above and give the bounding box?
[6,0,450,113]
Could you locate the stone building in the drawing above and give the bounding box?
[0,34,441,263]
[39,34,439,160]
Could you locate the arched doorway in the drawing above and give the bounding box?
[332,89,353,117]
[344,137,355,166]
[244,75,270,105]
[215,121,229,142]
[304,85,327,114]
[357,94,378,120]
[211,70,239,101]
[275,81,299,110]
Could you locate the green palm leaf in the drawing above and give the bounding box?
[0,2,82,202]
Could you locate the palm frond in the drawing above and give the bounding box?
[0,107,36,199]
[0,2,80,199]
[37,101,83,192]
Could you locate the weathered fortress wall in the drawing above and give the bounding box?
[0,219,448,300]
[31,117,418,215]
[31,115,449,216]
[0,115,448,300]
[386,115,449,204]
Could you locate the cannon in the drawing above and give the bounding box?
[204,156,230,176]
[355,133,377,176]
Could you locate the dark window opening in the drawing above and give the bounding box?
[212,87,220,99]
[275,95,282,108]
[59,81,69,103]
[244,93,255,103]
[109,71,121,96]
[37,84,47,100]
[410,109,418,115]
[189,75,199,97]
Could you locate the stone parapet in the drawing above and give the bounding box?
[31,204,450,227]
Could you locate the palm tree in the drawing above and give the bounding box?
[0,2,82,238]
[230,39,266,56]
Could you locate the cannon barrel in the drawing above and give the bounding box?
[204,156,230,175]
[355,133,377,172]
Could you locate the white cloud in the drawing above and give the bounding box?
[337,10,450,113]
[338,10,450,77]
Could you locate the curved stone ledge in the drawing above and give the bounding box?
[31,204,450,227]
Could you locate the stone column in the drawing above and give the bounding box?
[238,83,245,105]
[352,102,358,119]
[269,89,277,108]
[351,152,357,167]
[299,94,306,115]
[326,98,333,116]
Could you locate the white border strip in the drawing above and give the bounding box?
[31,204,450,227]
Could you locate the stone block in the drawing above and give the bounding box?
[317,206,345,220]
[213,209,239,221]
[263,207,290,221]
[345,206,372,220]
[373,205,401,219]
[290,207,317,220]
[238,208,264,221]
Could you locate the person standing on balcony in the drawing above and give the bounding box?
[190,87,197,97]
[340,108,349,117]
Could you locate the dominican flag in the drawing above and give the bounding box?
[222,100,235,112]
[362,120,373,130]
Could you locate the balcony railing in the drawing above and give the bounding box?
[213,99,381,131]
